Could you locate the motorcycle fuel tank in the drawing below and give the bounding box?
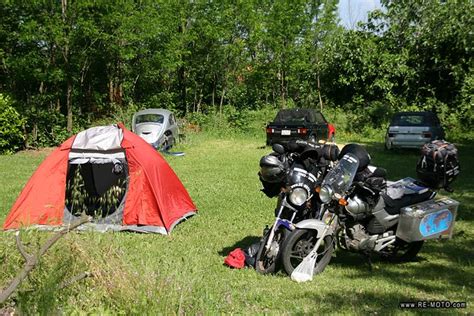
[396,197,459,242]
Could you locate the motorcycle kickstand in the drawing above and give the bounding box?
[364,252,373,272]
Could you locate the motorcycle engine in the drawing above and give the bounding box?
[344,224,375,252]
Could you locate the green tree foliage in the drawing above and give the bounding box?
[0,0,472,150]
[0,94,24,154]
[325,0,473,131]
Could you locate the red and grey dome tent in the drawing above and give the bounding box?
[3,124,196,234]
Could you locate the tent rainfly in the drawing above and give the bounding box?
[3,124,196,234]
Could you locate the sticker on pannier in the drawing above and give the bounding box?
[419,209,453,237]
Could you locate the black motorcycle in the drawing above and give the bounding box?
[255,140,339,274]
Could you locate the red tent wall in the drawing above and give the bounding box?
[3,136,75,229]
[120,125,196,232]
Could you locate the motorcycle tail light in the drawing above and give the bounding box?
[338,198,348,206]
[297,128,308,135]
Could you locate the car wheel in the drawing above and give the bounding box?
[168,136,175,148]
[385,138,392,150]
[161,136,171,151]
[329,133,335,143]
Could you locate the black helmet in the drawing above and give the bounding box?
[259,154,286,183]
[339,143,371,171]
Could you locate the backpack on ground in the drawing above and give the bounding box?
[416,140,460,192]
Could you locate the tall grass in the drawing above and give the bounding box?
[0,132,472,314]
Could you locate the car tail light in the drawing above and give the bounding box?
[422,131,432,138]
[297,128,308,135]
[266,127,274,134]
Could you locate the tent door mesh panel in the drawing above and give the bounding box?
[65,159,128,220]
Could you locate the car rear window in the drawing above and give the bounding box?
[136,114,164,124]
[391,114,438,126]
[274,109,325,124]
[313,112,326,124]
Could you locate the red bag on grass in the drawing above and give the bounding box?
[224,248,245,269]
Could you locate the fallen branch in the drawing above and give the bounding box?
[59,271,92,290]
[15,231,31,262]
[0,214,91,304]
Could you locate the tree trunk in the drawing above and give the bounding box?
[212,75,216,108]
[197,87,203,113]
[61,0,67,18]
[178,21,187,113]
[62,0,72,133]
[32,124,37,145]
[219,86,226,115]
[108,79,113,103]
[192,86,197,113]
[219,74,227,115]
[178,66,186,113]
[317,74,323,112]
[66,80,73,133]
[280,69,286,109]
[116,56,123,106]
[315,53,323,112]
[118,82,123,106]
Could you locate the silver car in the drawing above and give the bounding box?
[385,111,445,150]
[132,109,179,149]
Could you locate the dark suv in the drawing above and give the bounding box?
[266,109,335,145]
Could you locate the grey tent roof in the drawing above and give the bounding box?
[69,125,125,162]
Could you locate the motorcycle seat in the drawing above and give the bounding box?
[382,190,434,215]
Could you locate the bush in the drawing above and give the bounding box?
[185,104,277,137]
[0,94,25,154]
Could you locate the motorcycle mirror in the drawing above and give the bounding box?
[272,143,285,154]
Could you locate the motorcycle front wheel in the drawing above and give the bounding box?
[281,229,334,276]
[255,228,287,274]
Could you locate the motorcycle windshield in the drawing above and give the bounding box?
[322,153,359,195]
[287,167,317,187]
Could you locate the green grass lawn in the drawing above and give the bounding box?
[0,133,473,314]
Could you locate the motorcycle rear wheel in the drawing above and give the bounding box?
[281,229,334,276]
[384,238,424,262]
[255,228,287,274]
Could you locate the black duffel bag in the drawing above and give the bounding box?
[416,140,460,191]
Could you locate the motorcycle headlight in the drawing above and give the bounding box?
[319,185,333,204]
[289,187,308,206]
